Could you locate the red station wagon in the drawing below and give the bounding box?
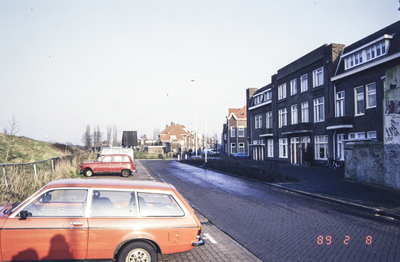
[0,179,204,262]
[81,154,136,177]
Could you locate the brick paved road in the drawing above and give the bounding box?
[140,160,400,262]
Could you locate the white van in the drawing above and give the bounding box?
[98,147,134,161]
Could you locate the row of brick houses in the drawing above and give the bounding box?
[222,21,400,189]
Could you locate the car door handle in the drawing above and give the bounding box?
[70,222,84,226]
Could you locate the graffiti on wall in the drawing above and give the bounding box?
[384,65,400,145]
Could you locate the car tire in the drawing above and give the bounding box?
[84,168,93,177]
[118,242,157,262]
[121,170,130,177]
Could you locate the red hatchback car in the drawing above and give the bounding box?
[0,179,204,262]
[81,154,136,177]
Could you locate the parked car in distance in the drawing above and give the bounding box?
[0,179,204,262]
[81,154,136,177]
[233,152,249,159]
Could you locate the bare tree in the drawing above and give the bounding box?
[106,125,112,147]
[112,124,118,146]
[93,125,103,152]
[3,114,21,161]
[81,124,92,150]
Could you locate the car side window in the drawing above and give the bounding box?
[114,156,123,162]
[23,189,88,217]
[123,156,130,162]
[102,156,112,163]
[138,192,184,217]
[91,190,137,217]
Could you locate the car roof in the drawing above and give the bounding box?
[44,179,174,191]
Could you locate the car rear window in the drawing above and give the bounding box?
[91,190,137,217]
[138,192,184,217]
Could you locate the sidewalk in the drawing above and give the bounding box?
[270,165,400,220]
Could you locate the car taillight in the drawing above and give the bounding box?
[197,226,202,239]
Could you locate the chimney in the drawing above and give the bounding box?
[144,134,147,139]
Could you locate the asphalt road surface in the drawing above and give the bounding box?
[137,160,400,262]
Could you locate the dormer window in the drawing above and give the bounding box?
[344,35,391,71]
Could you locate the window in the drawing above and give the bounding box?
[238,127,244,137]
[231,127,236,137]
[231,143,236,154]
[278,84,287,100]
[255,115,263,129]
[238,143,245,153]
[313,97,325,122]
[367,131,377,139]
[254,95,263,105]
[301,102,309,123]
[267,139,274,157]
[278,108,287,128]
[290,79,297,96]
[24,189,88,217]
[91,190,138,217]
[114,156,123,162]
[349,132,365,140]
[300,74,308,92]
[264,90,272,101]
[314,135,328,160]
[313,67,324,87]
[279,138,288,158]
[138,192,184,217]
[366,83,376,108]
[266,111,273,129]
[336,91,345,117]
[291,104,298,125]
[355,87,365,115]
[102,156,112,162]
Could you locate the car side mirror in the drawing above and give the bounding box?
[19,210,32,220]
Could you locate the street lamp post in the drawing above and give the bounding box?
[191,75,207,163]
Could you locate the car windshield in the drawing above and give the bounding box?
[9,186,45,214]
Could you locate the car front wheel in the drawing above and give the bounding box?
[118,242,157,262]
[84,168,93,177]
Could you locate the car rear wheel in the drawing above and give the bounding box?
[121,170,130,177]
[118,242,157,262]
[84,168,93,177]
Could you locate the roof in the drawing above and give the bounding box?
[159,123,190,141]
[228,105,247,120]
[45,179,174,191]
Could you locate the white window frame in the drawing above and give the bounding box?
[313,97,325,122]
[348,132,365,140]
[238,143,245,153]
[355,86,365,116]
[300,74,308,92]
[291,104,298,125]
[278,108,287,128]
[301,102,309,123]
[336,91,345,117]
[279,138,288,158]
[231,127,236,137]
[314,135,328,160]
[264,90,272,102]
[278,84,287,100]
[290,79,297,96]
[367,131,377,139]
[266,111,272,129]
[267,139,274,157]
[366,83,376,109]
[231,143,236,154]
[313,67,324,87]
[238,126,244,137]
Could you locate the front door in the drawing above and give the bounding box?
[1,189,88,261]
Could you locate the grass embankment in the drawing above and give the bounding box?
[0,133,66,164]
[0,133,89,203]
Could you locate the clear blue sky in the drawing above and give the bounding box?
[1,0,399,145]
